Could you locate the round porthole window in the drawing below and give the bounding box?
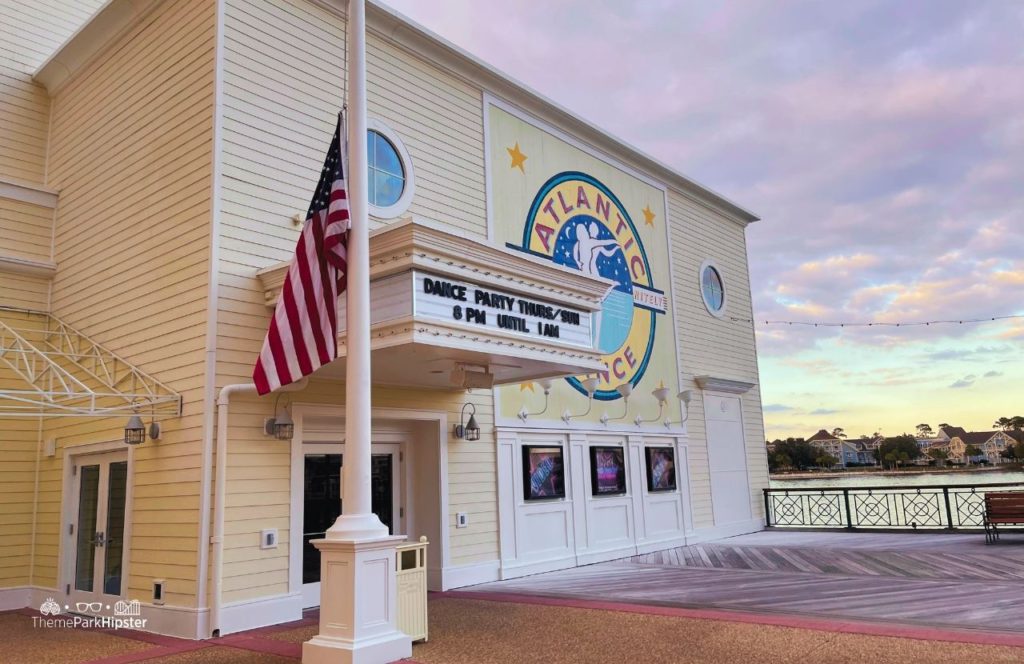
[699,260,726,317]
[366,119,414,218]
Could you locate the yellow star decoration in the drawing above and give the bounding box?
[520,382,535,392]
[507,142,527,173]
[642,205,656,227]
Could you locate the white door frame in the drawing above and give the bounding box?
[287,403,449,599]
[702,390,753,526]
[60,443,133,613]
[298,440,402,609]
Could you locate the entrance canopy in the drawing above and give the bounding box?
[0,308,182,417]
[258,219,613,388]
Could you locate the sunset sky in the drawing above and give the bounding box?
[382,0,1024,441]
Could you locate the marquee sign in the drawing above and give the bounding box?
[513,172,666,400]
[412,271,595,350]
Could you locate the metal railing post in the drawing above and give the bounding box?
[763,480,1020,532]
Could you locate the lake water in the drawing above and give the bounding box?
[771,469,1024,489]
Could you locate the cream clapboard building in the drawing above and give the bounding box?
[0,0,767,639]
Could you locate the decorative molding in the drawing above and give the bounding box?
[685,517,764,545]
[259,218,610,383]
[0,586,31,611]
[494,417,691,436]
[137,601,207,639]
[575,543,638,567]
[219,593,302,636]
[366,118,416,219]
[0,255,57,279]
[358,1,759,225]
[41,0,756,225]
[441,560,500,590]
[258,217,614,308]
[698,258,728,319]
[499,554,577,581]
[0,178,59,208]
[34,0,161,94]
[290,404,452,602]
[635,534,688,556]
[695,376,756,394]
[20,586,206,639]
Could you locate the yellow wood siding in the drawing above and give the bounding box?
[0,0,104,183]
[26,0,217,608]
[0,381,39,589]
[216,0,493,600]
[0,198,53,262]
[0,196,54,310]
[0,0,99,593]
[217,0,486,382]
[0,273,49,310]
[220,381,495,604]
[667,190,767,528]
[0,312,47,588]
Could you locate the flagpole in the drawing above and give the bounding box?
[304,1,411,661]
[326,0,386,540]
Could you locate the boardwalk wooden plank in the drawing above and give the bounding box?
[468,531,1024,633]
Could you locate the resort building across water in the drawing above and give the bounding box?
[0,0,767,639]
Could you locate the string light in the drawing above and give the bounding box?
[728,314,1023,328]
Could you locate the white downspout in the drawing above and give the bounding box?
[210,377,307,637]
[198,0,228,636]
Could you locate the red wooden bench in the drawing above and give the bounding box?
[984,491,1024,544]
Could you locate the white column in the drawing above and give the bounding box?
[327,0,384,541]
[303,1,411,661]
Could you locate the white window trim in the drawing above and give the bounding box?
[698,258,728,318]
[367,118,415,219]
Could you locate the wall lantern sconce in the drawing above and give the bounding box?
[455,402,480,440]
[669,389,694,429]
[263,393,294,440]
[562,376,600,424]
[635,384,672,426]
[599,383,633,425]
[124,414,146,445]
[125,409,161,446]
[517,378,554,421]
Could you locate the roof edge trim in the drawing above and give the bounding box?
[34,0,161,95]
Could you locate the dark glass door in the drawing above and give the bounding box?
[302,453,342,584]
[302,451,397,586]
[69,454,128,612]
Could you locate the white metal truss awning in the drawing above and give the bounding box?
[0,307,182,417]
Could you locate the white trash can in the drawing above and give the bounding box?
[396,535,429,642]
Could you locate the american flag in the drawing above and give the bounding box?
[253,117,349,395]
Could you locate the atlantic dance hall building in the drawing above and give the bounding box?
[0,0,767,639]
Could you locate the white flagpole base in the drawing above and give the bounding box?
[302,536,411,664]
[325,513,390,541]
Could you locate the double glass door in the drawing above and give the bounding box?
[301,443,400,607]
[69,452,128,613]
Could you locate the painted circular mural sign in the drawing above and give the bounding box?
[518,172,666,400]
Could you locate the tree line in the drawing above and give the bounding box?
[768,415,1024,472]
[767,435,925,471]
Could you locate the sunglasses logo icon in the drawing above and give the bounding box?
[75,602,104,613]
